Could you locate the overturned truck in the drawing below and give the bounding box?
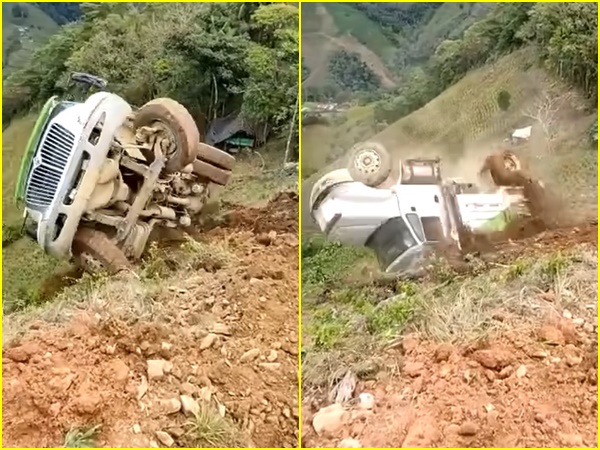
[16,72,235,273]
[309,142,546,274]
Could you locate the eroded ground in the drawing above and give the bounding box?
[302,222,598,448]
[3,193,299,448]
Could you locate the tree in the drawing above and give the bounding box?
[497,90,511,111]
[328,50,380,93]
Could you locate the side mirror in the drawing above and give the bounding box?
[69,72,108,89]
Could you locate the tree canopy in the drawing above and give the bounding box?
[3,2,299,138]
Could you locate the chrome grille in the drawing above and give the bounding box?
[25,123,75,209]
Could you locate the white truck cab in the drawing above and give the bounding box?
[310,164,525,275]
[310,168,450,273]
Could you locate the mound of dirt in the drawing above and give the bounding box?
[303,317,598,448]
[2,194,299,448]
[222,191,299,234]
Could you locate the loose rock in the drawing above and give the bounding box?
[211,324,232,336]
[538,325,565,346]
[312,403,349,436]
[147,360,170,380]
[180,395,200,416]
[160,398,182,415]
[267,350,278,362]
[5,343,40,363]
[472,348,514,370]
[515,364,527,378]
[338,437,362,448]
[434,343,453,362]
[200,333,219,350]
[240,348,261,362]
[403,362,424,377]
[156,431,174,447]
[109,358,130,385]
[358,392,375,410]
[458,421,479,436]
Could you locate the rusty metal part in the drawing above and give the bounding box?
[116,147,166,242]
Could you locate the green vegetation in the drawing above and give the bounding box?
[302,233,593,394]
[2,2,59,79]
[301,1,598,180]
[2,114,71,313]
[322,3,394,60]
[33,2,81,25]
[328,50,380,93]
[301,1,598,410]
[63,425,101,448]
[302,2,597,123]
[184,405,251,448]
[3,3,298,130]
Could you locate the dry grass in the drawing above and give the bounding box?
[1,238,238,345]
[301,241,598,399]
[183,404,251,448]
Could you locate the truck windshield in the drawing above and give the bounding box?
[365,217,417,270]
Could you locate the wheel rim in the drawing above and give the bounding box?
[354,148,381,175]
[152,120,178,159]
[504,154,519,171]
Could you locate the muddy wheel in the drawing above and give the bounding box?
[72,228,131,274]
[192,159,232,186]
[485,151,530,187]
[134,98,199,173]
[502,150,524,171]
[196,143,235,171]
[347,142,392,187]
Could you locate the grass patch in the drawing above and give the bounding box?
[2,114,65,313]
[184,405,251,448]
[301,237,373,287]
[322,3,394,60]
[63,425,101,448]
[220,146,297,206]
[301,235,597,398]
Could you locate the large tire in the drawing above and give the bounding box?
[196,143,235,171]
[192,159,232,186]
[347,142,392,187]
[72,228,131,274]
[484,151,530,187]
[133,98,199,173]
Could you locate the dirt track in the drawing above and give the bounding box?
[302,222,598,448]
[2,193,299,448]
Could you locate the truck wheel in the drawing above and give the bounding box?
[485,151,529,187]
[134,98,199,173]
[196,143,235,171]
[502,150,524,171]
[192,159,232,186]
[72,228,131,274]
[347,142,392,187]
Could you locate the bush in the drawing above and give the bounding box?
[496,90,511,111]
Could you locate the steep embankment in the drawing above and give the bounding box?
[3,192,300,448]
[302,220,598,448]
[300,37,598,449]
[301,48,598,230]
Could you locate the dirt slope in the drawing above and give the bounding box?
[2,193,299,448]
[302,222,598,448]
